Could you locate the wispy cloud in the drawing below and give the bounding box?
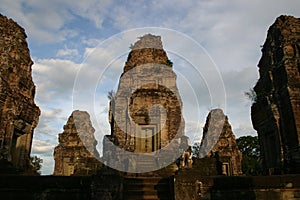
[32,140,55,156]
[33,59,81,102]
[56,46,79,59]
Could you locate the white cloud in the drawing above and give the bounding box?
[0,1,71,43]
[32,140,55,156]
[34,108,64,136]
[1,0,299,48]
[32,58,83,174]
[56,46,79,58]
[31,138,57,175]
[185,120,204,144]
[33,59,81,102]
[0,0,113,43]
[82,38,104,47]
[42,109,63,119]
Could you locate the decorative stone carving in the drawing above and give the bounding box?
[180,150,193,168]
[53,110,102,176]
[251,15,300,174]
[0,14,40,173]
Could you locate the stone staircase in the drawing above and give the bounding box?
[123,176,174,200]
[134,155,158,173]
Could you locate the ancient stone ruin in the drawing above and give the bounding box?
[0,13,300,200]
[103,34,187,173]
[53,110,102,176]
[197,109,243,176]
[251,15,300,174]
[0,14,40,174]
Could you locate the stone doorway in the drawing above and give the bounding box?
[136,125,161,153]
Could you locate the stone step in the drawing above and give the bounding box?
[123,176,174,200]
[133,156,179,174]
[124,181,170,190]
[134,158,159,173]
[124,194,170,200]
[125,162,178,178]
[124,191,171,199]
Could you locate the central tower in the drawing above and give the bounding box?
[103,34,187,173]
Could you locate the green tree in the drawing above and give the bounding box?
[166,59,173,66]
[107,90,116,101]
[244,88,257,103]
[129,43,134,50]
[30,155,43,174]
[192,142,201,157]
[236,135,260,175]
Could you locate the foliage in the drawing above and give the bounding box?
[30,155,43,174]
[129,43,134,50]
[236,135,260,175]
[192,142,201,157]
[166,59,173,66]
[107,90,116,101]
[244,88,257,103]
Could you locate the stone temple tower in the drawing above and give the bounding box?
[0,14,40,174]
[251,15,300,174]
[53,110,102,176]
[103,34,187,173]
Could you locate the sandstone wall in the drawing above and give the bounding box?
[251,15,300,174]
[174,172,300,200]
[0,14,40,173]
[0,173,299,200]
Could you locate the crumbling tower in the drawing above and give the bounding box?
[199,109,243,176]
[53,110,101,176]
[0,14,40,173]
[251,15,300,174]
[103,34,187,173]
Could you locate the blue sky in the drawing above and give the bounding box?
[1,0,299,174]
